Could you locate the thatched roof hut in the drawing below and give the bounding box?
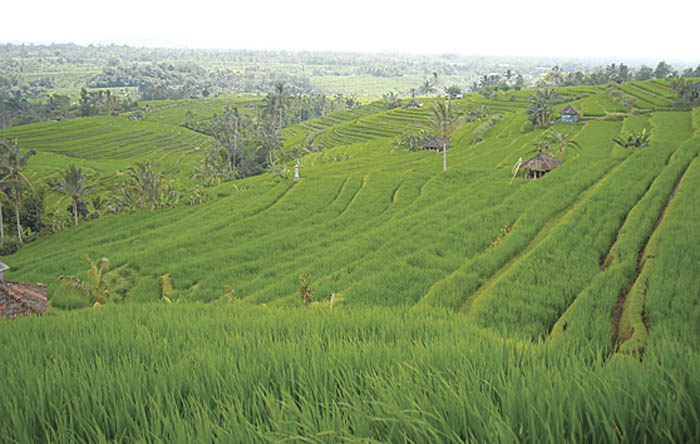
[405,99,423,108]
[522,152,562,178]
[560,105,580,123]
[422,137,449,151]
[560,105,579,115]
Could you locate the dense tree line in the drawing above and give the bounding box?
[537,61,700,87]
[190,84,357,184]
[87,62,315,100]
[0,81,138,128]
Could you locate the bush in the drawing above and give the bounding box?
[471,115,502,144]
[0,239,21,256]
[394,129,428,152]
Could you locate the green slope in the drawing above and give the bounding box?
[2,83,700,442]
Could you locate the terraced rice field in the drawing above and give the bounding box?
[1,83,699,443]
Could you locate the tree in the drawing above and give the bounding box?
[256,119,284,168]
[613,129,650,148]
[513,75,525,91]
[670,77,700,109]
[272,82,287,127]
[112,161,178,211]
[0,139,35,243]
[654,61,673,80]
[636,65,653,81]
[535,129,581,157]
[446,85,462,99]
[426,99,461,171]
[419,80,436,95]
[0,183,10,245]
[58,256,110,306]
[527,88,561,128]
[211,106,249,173]
[56,164,91,226]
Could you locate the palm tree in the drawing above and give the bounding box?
[58,256,110,306]
[426,99,461,171]
[419,80,435,95]
[257,119,284,168]
[0,184,10,246]
[211,106,249,174]
[0,139,35,243]
[527,88,561,128]
[0,149,10,246]
[532,129,581,157]
[274,82,287,127]
[56,164,91,226]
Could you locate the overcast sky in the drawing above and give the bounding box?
[3,0,699,63]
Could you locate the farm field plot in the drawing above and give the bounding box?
[1,81,699,443]
[0,115,210,191]
[141,94,263,126]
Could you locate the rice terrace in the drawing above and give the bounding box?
[1,6,700,442]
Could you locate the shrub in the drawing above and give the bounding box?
[393,129,428,152]
[0,239,21,256]
[299,272,314,306]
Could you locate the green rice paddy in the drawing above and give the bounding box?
[1,83,699,443]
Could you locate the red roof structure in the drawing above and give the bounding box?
[0,280,47,319]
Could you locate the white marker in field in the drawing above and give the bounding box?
[510,157,522,183]
[294,160,300,182]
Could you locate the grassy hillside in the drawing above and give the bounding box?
[1,84,699,442]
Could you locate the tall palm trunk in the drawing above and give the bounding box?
[443,142,447,171]
[14,199,22,243]
[73,197,79,226]
[232,120,238,172]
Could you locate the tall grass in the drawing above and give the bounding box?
[1,304,698,443]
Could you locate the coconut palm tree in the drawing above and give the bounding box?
[58,256,110,306]
[273,82,287,127]
[527,88,561,128]
[531,129,581,157]
[0,139,35,243]
[0,184,10,246]
[0,148,10,245]
[56,164,91,226]
[256,119,284,168]
[426,99,461,171]
[419,80,436,95]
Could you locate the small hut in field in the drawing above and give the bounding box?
[405,99,423,108]
[560,105,580,124]
[612,76,625,84]
[0,262,47,319]
[521,152,562,179]
[422,137,449,152]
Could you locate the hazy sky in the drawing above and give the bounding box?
[3,0,699,62]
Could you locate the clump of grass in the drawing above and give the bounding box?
[299,272,314,306]
[157,273,174,303]
[489,223,513,249]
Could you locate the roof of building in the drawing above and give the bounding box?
[0,261,9,273]
[422,137,450,150]
[406,99,423,108]
[522,152,563,172]
[0,281,47,316]
[560,105,580,115]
